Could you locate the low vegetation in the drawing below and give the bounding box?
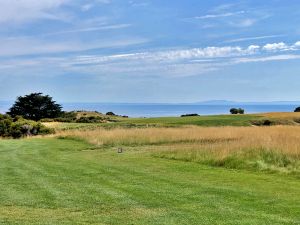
[180,113,200,117]
[40,111,121,124]
[0,114,54,138]
[230,108,245,114]
[58,125,300,175]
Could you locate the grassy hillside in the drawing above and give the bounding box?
[0,138,299,224]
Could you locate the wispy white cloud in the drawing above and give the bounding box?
[0,0,112,24]
[225,35,285,43]
[234,54,300,63]
[247,45,260,51]
[0,0,70,24]
[211,3,237,12]
[191,2,271,30]
[229,18,257,27]
[96,0,111,3]
[263,42,288,51]
[129,1,150,7]
[82,4,94,11]
[228,12,271,28]
[2,40,300,78]
[294,41,300,47]
[3,23,132,41]
[81,0,111,11]
[71,46,256,65]
[61,40,300,77]
[43,24,132,36]
[0,37,149,57]
[195,11,245,19]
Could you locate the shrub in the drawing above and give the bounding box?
[40,111,77,123]
[251,120,273,126]
[294,107,300,112]
[76,116,104,123]
[0,114,54,138]
[60,111,77,120]
[230,108,238,114]
[181,114,199,117]
[56,118,76,123]
[0,117,12,137]
[106,112,116,116]
[238,108,245,114]
[230,108,245,114]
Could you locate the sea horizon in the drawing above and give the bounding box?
[1,101,298,117]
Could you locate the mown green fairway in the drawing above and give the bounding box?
[123,114,260,126]
[49,114,261,131]
[0,138,299,224]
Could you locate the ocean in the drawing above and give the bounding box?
[1,102,298,117]
[61,103,299,117]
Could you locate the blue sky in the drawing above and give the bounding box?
[0,0,300,103]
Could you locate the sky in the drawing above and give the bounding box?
[0,0,300,103]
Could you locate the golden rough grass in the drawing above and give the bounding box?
[42,122,64,128]
[58,126,300,157]
[260,112,300,119]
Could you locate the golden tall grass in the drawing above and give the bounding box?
[58,126,300,157]
[259,112,300,119]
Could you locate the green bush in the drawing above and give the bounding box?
[76,116,104,123]
[57,117,76,123]
[40,111,77,123]
[60,111,77,120]
[0,116,13,137]
[181,114,200,117]
[251,119,273,126]
[230,108,245,114]
[0,114,54,138]
[106,112,116,116]
[39,112,108,124]
[294,107,300,112]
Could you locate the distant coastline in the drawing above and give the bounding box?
[1,101,299,117]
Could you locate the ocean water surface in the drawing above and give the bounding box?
[62,103,298,118]
[1,102,298,118]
